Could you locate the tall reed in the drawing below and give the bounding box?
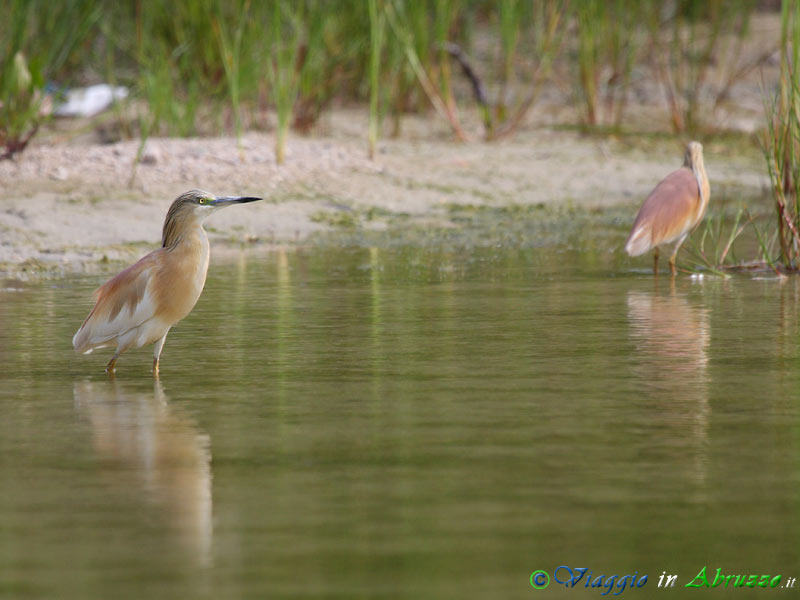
[213,0,251,148]
[496,0,522,126]
[265,2,303,165]
[0,0,98,158]
[762,0,800,270]
[368,0,384,159]
[574,0,603,126]
[488,0,564,139]
[572,0,643,129]
[0,0,772,162]
[385,0,468,141]
[434,0,461,128]
[646,0,758,134]
[292,2,338,133]
[132,0,225,139]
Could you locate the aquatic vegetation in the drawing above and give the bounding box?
[645,0,761,134]
[762,0,800,270]
[0,0,776,159]
[367,0,384,159]
[573,0,642,129]
[0,0,98,159]
[681,205,753,277]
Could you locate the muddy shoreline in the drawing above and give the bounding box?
[0,109,770,279]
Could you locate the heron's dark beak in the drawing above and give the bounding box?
[211,196,262,206]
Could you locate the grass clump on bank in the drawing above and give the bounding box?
[0,0,781,164]
[762,0,800,271]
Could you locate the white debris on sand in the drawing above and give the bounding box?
[53,84,129,118]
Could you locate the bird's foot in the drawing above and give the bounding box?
[105,358,117,376]
[152,358,160,377]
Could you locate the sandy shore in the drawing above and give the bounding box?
[0,108,770,278]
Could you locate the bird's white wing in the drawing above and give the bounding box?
[73,252,161,353]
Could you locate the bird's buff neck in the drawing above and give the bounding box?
[689,153,709,212]
[162,211,207,249]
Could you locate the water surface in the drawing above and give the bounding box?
[1,245,798,598]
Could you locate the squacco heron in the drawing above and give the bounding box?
[625,141,710,276]
[73,189,261,374]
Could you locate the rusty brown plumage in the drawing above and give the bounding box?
[73,254,156,353]
[625,141,710,275]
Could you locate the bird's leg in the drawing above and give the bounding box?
[653,247,659,276]
[152,329,170,376]
[669,234,689,277]
[105,354,119,374]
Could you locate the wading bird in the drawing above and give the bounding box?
[73,190,261,374]
[625,141,710,276]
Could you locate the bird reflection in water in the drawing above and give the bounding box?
[73,378,212,565]
[627,286,710,494]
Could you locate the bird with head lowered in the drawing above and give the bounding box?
[73,189,261,374]
[625,141,710,276]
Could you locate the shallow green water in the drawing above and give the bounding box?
[1,246,799,599]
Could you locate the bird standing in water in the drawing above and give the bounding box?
[73,190,261,374]
[625,141,710,276]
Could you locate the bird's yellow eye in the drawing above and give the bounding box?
[199,198,207,205]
